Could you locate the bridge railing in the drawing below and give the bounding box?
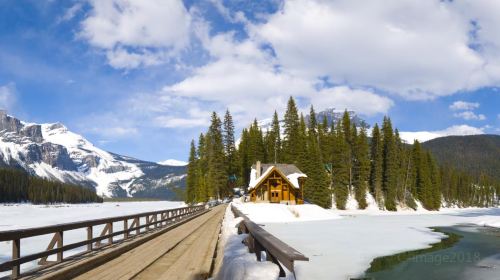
[231,204,308,277]
[0,204,206,279]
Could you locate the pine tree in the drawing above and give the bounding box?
[370,123,384,208]
[238,128,251,188]
[186,140,197,203]
[300,105,332,208]
[413,140,433,209]
[428,151,442,210]
[353,126,370,209]
[342,111,353,191]
[332,120,349,209]
[382,117,397,211]
[297,113,309,170]
[223,109,238,189]
[265,111,282,163]
[318,115,331,164]
[206,112,226,200]
[249,119,266,163]
[282,96,301,164]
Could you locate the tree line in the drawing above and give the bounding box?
[186,97,499,210]
[0,168,103,204]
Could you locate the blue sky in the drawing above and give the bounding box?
[0,0,499,162]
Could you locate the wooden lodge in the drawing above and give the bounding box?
[248,161,306,205]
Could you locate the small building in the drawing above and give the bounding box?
[248,161,306,204]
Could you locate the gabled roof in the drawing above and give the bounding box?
[249,164,307,190]
[251,163,304,177]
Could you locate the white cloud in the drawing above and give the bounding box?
[400,124,485,143]
[453,111,486,121]
[311,86,394,116]
[0,84,16,111]
[154,116,208,128]
[252,0,500,99]
[449,100,480,111]
[164,32,392,126]
[77,112,138,138]
[58,2,83,23]
[123,92,212,128]
[80,0,191,69]
[106,47,166,69]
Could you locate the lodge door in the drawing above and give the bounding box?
[270,191,280,203]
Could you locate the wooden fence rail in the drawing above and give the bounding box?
[231,204,308,277]
[0,205,206,279]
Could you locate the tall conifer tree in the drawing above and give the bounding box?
[382,117,397,211]
[207,112,226,199]
[353,127,370,209]
[223,110,238,187]
[186,140,197,203]
[332,120,349,209]
[282,97,300,164]
[370,124,384,208]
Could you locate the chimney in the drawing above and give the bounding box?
[256,161,261,178]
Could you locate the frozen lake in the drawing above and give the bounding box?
[232,201,500,280]
[262,208,500,280]
[0,201,185,277]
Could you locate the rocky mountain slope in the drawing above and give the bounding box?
[0,112,186,198]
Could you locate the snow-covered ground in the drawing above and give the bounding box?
[0,201,184,277]
[232,200,340,223]
[215,204,287,280]
[230,201,500,280]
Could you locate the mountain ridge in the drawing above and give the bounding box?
[0,112,186,198]
[423,134,500,181]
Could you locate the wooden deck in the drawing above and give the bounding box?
[20,205,226,280]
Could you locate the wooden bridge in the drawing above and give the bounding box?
[1,203,309,280]
[0,204,225,280]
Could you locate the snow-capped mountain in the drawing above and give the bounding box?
[0,112,186,198]
[257,108,368,133]
[158,159,188,166]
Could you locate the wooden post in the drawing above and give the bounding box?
[87,226,93,251]
[107,223,113,245]
[124,219,129,239]
[255,239,264,261]
[135,217,140,235]
[146,216,150,230]
[56,231,63,262]
[268,253,286,277]
[12,238,20,278]
[246,235,255,253]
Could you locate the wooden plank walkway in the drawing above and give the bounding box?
[76,204,226,280]
[20,205,226,280]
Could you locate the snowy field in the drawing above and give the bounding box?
[231,201,500,280]
[0,201,184,277]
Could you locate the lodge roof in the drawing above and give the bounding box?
[250,163,304,177]
[249,163,307,190]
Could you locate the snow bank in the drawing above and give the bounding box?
[0,201,184,277]
[262,207,500,280]
[215,204,285,280]
[232,200,340,223]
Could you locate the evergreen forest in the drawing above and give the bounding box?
[185,97,499,210]
[0,168,103,204]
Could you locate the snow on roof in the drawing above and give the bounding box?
[248,166,274,190]
[286,172,307,189]
[248,164,307,190]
